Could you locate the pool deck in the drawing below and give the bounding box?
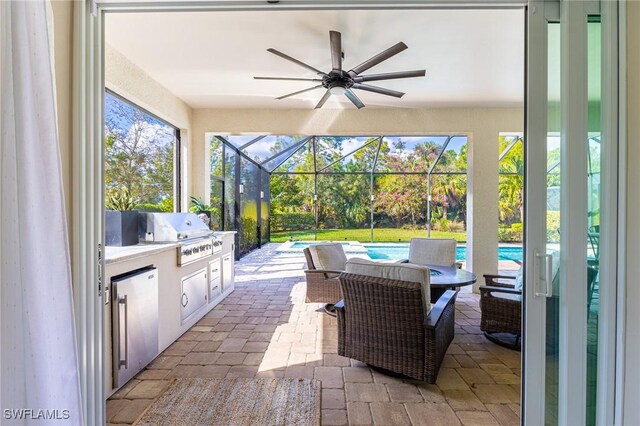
[107,243,521,425]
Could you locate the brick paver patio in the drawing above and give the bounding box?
[107,243,521,425]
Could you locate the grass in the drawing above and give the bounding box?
[270,228,467,243]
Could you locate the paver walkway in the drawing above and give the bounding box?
[107,243,521,425]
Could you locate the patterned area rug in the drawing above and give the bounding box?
[134,378,321,426]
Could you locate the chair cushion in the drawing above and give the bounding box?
[345,258,431,315]
[514,266,523,293]
[408,238,457,267]
[308,243,347,271]
[494,292,522,302]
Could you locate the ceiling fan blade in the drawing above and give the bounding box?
[267,48,327,76]
[349,42,408,75]
[315,90,332,109]
[344,89,365,109]
[254,76,322,82]
[330,30,342,71]
[353,69,426,83]
[351,83,404,98]
[276,85,324,100]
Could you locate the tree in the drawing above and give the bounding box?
[498,137,524,225]
[104,93,175,207]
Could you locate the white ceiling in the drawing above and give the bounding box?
[105,9,524,109]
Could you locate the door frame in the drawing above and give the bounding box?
[72,1,622,424]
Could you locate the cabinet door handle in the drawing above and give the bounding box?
[181,293,189,307]
[118,295,128,369]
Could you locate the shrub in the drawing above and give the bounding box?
[158,198,174,212]
[499,227,519,242]
[106,188,137,210]
[547,211,560,243]
[271,212,315,232]
[511,222,523,233]
[240,217,258,254]
[498,222,524,242]
[401,223,422,230]
[134,203,164,212]
[445,220,466,233]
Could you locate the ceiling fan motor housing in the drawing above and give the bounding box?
[323,70,354,90]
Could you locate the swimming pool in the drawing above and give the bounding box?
[363,244,522,262]
[280,241,523,262]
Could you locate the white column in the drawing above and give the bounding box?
[467,129,499,292]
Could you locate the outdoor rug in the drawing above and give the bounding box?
[134,378,321,426]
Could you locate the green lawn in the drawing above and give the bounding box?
[270,228,467,243]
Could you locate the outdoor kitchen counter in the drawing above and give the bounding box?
[105,242,179,265]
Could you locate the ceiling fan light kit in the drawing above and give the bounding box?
[254,30,426,109]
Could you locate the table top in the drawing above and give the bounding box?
[426,264,477,288]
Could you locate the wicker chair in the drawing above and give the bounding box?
[479,274,522,350]
[303,246,343,305]
[336,272,456,383]
[480,266,600,350]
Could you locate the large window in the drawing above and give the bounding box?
[104,91,179,211]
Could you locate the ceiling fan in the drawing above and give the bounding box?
[254,30,426,109]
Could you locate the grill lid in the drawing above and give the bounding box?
[139,212,213,242]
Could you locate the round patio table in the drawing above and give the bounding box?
[425,263,477,303]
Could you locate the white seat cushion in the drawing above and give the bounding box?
[514,266,523,293]
[308,243,347,271]
[408,238,457,267]
[345,258,431,315]
[494,292,522,302]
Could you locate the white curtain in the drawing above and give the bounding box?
[0,1,83,424]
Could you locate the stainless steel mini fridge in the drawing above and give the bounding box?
[111,266,159,389]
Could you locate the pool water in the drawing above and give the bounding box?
[365,244,523,262]
[286,241,523,262]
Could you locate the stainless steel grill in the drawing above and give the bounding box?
[139,212,213,242]
[138,213,222,266]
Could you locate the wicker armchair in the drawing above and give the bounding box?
[479,274,522,349]
[303,247,343,304]
[480,266,600,351]
[336,272,456,383]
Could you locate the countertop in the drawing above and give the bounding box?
[104,231,236,265]
[105,243,178,265]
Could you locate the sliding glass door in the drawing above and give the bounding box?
[525,1,615,424]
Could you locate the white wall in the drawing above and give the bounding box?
[192,107,523,280]
[623,2,640,424]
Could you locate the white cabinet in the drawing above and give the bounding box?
[209,257,222,301]
[222,253,234,294]
[180,268,208,324]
